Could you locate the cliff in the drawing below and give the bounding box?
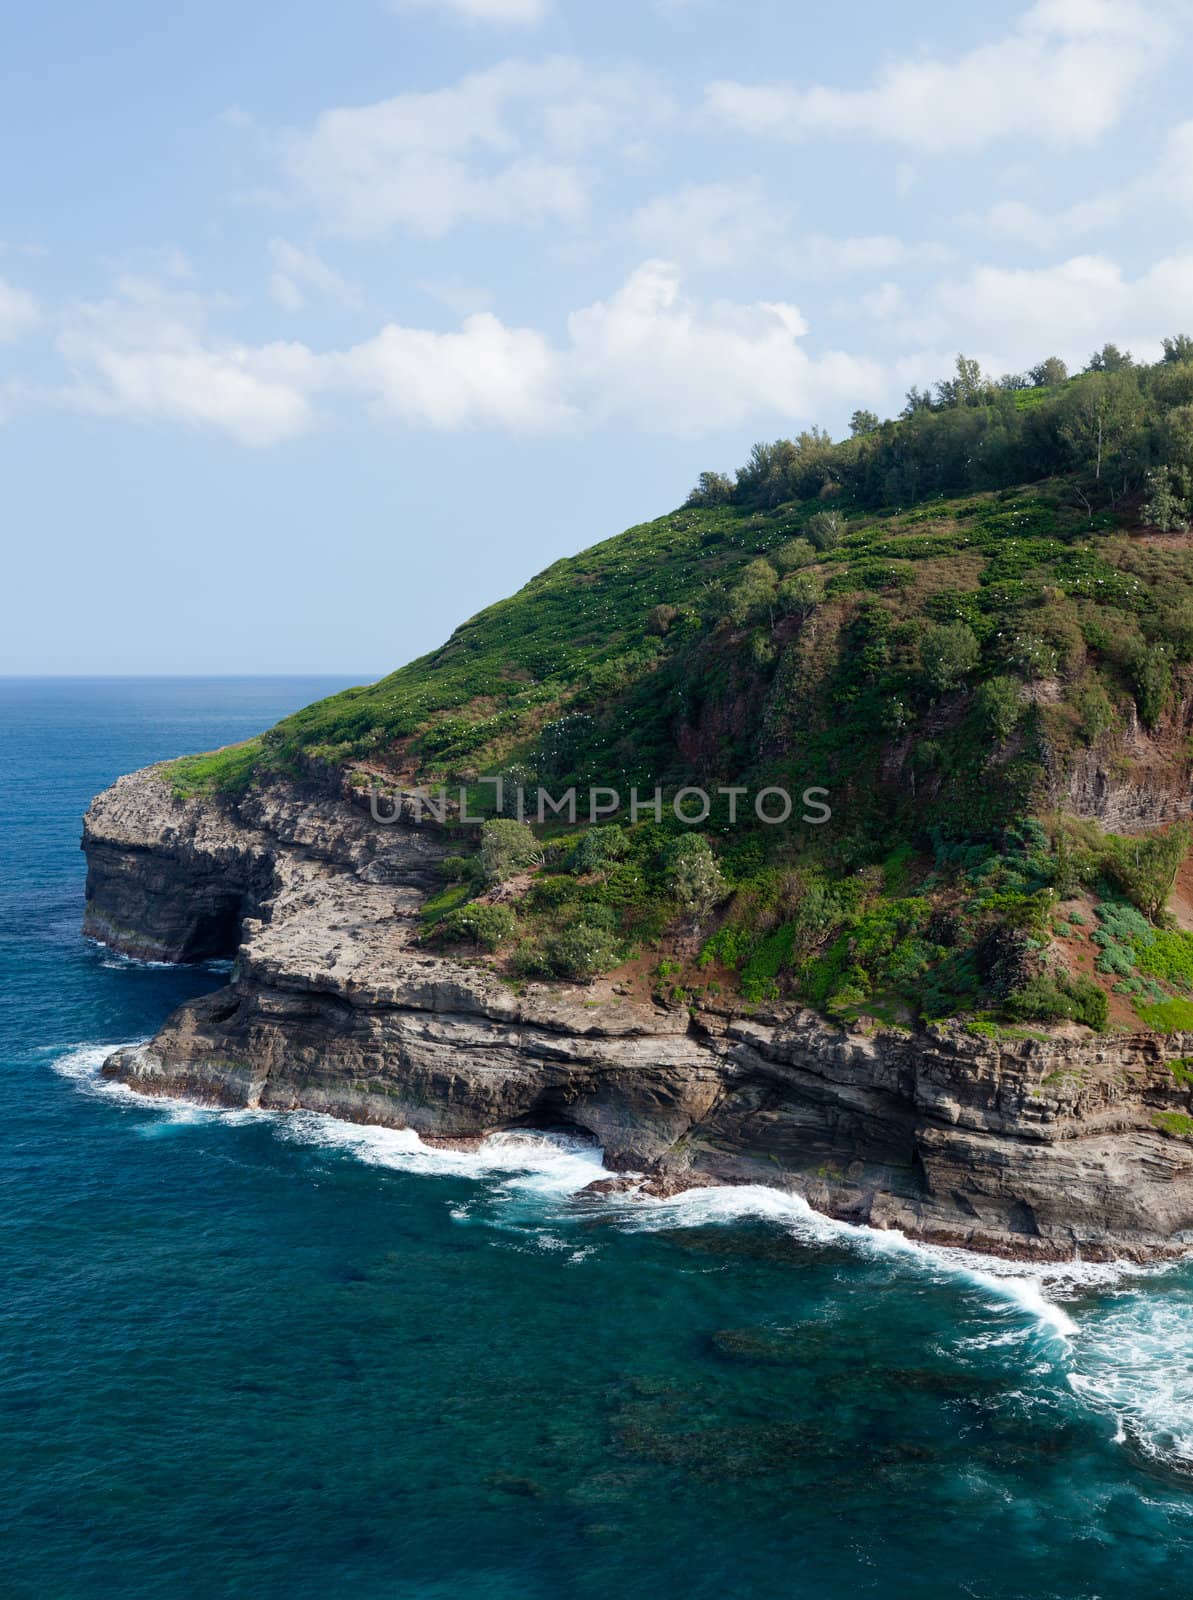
[83,765,1193,1262]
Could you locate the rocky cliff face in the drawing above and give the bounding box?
[82,766,1193,1262]
[1043,691,1193,832]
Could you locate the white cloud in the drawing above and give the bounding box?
[975,196,1124,248]
[628,181,788,270]
[47,263,884,443]
[279,58,666,237]
[565,260,883,434]
[330,314,567,432]
[859,281,904,320]
[629,183,949,277]
[974,118,1193,247]
[882,251,1193,371]
[416,277,497,316]
[57,279,319,447]
[707,0,1169,153]
[792,234,952,276]
[268,239,362,311]
[393,0,550,22]
[0,277,38,341]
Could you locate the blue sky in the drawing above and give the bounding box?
[4,0,1193,674]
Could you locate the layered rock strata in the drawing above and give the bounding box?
[83,766,1193,1261]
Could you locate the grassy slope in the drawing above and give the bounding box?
[164,421,1193,1032]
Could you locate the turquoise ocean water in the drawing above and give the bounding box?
[5,677,1193,1599]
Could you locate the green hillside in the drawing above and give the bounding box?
[169,343,1193,1034]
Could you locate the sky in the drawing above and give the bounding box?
[5,0,1193,675]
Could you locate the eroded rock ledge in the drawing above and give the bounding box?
[82,764,1193,1262]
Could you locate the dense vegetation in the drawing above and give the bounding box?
[168,341,1193,1034]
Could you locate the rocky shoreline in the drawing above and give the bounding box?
[81,764,1193,1262]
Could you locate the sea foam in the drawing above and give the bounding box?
[51,1039,1193,1467]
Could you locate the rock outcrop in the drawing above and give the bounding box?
[83,765,1193,1262]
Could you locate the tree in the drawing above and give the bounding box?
[1163,335,1193,364]
[779,569,826,619]
[569,825,628,878]
[727,559,779,625]
[665,836,727,919]
[975,676,1023,740]
[1057,371,1144,483]
[936,354,989,408]
[901,386,933,418]
[773,537,816,572]
[920,622,980,694]
[1086,343,1132,373]
[850,409,880,436]
[480,818,541,884]
[686,470,733,507]
[805,510,844,551]
[1106,822,1191,922]
[1029,356,1068,387]
[1144,468,1190,533]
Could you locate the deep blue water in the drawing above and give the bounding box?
[5,679,1193,1599]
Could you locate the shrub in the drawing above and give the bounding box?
[1127,641,1172,730]
[920,623,980,694]
[480,819,542,884]
[439,903,517,951]
[1004,972,1107,1029]
[1103,824,1189,920]
[509,941,552,978]
[1072,680,1114,745]
[665,836,728,918]
[1095,940,1136,977]
[728,560,779,625]
[778,570,826,617]
[440,853,480,885]
[1071,974,1110,1029]
[806,510,845,552]
[975,676,1023,740]
[773,537,817,573]
[546,919,623,982]
[647,604,681,637]
[568,825,629,877]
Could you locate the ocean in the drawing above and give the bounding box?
[4,676,1193,1599]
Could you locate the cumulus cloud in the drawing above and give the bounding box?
[0,276,39,342]
[47,263,885,444]
[56,278,319,447]
[883,252,1193,371]
[565,261,883,434]
[628,181,789,270]
[280,58,667,237]
[329,314,568,432]
[268,239,362,311]
[707,0,1169,153]
[393,0,551,22]
[48,249,1193,450]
